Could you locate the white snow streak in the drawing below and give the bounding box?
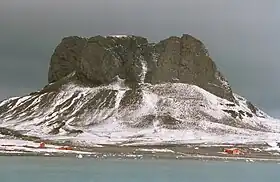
[135,148,175,153]
[107,35,128,38]
[140,57,147,83]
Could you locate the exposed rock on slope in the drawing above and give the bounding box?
[48,34,234,101]
[0,34,279,145]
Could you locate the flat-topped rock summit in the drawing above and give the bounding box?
[48,34,234,102]
[0,34,278,145]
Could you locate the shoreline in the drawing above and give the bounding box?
[1,138,280,163]
[1,144,280,163]
[1,151,280,163]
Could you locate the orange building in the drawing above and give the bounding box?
[224,148,242,155]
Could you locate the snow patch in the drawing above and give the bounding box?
[135,148,175,153]
[0,139,94,155]
[140,57,147,83]
[107,35,129,38]
[0,97,19,107]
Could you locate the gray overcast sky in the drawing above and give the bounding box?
[0,0,280,117]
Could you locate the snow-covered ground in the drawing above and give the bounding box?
[42,125,280,146]
[0,81,280,146]
[135,148,175,153]
[0,139,96,155]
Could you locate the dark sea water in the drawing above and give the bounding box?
[0,156,279,182]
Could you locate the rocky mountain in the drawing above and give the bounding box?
[0,34,279,146]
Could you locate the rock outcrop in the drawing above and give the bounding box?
[0,34,275,144]
[48,34,234,102]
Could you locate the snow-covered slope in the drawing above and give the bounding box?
[0,79,279,146]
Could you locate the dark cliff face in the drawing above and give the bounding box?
[48,34,235,102]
